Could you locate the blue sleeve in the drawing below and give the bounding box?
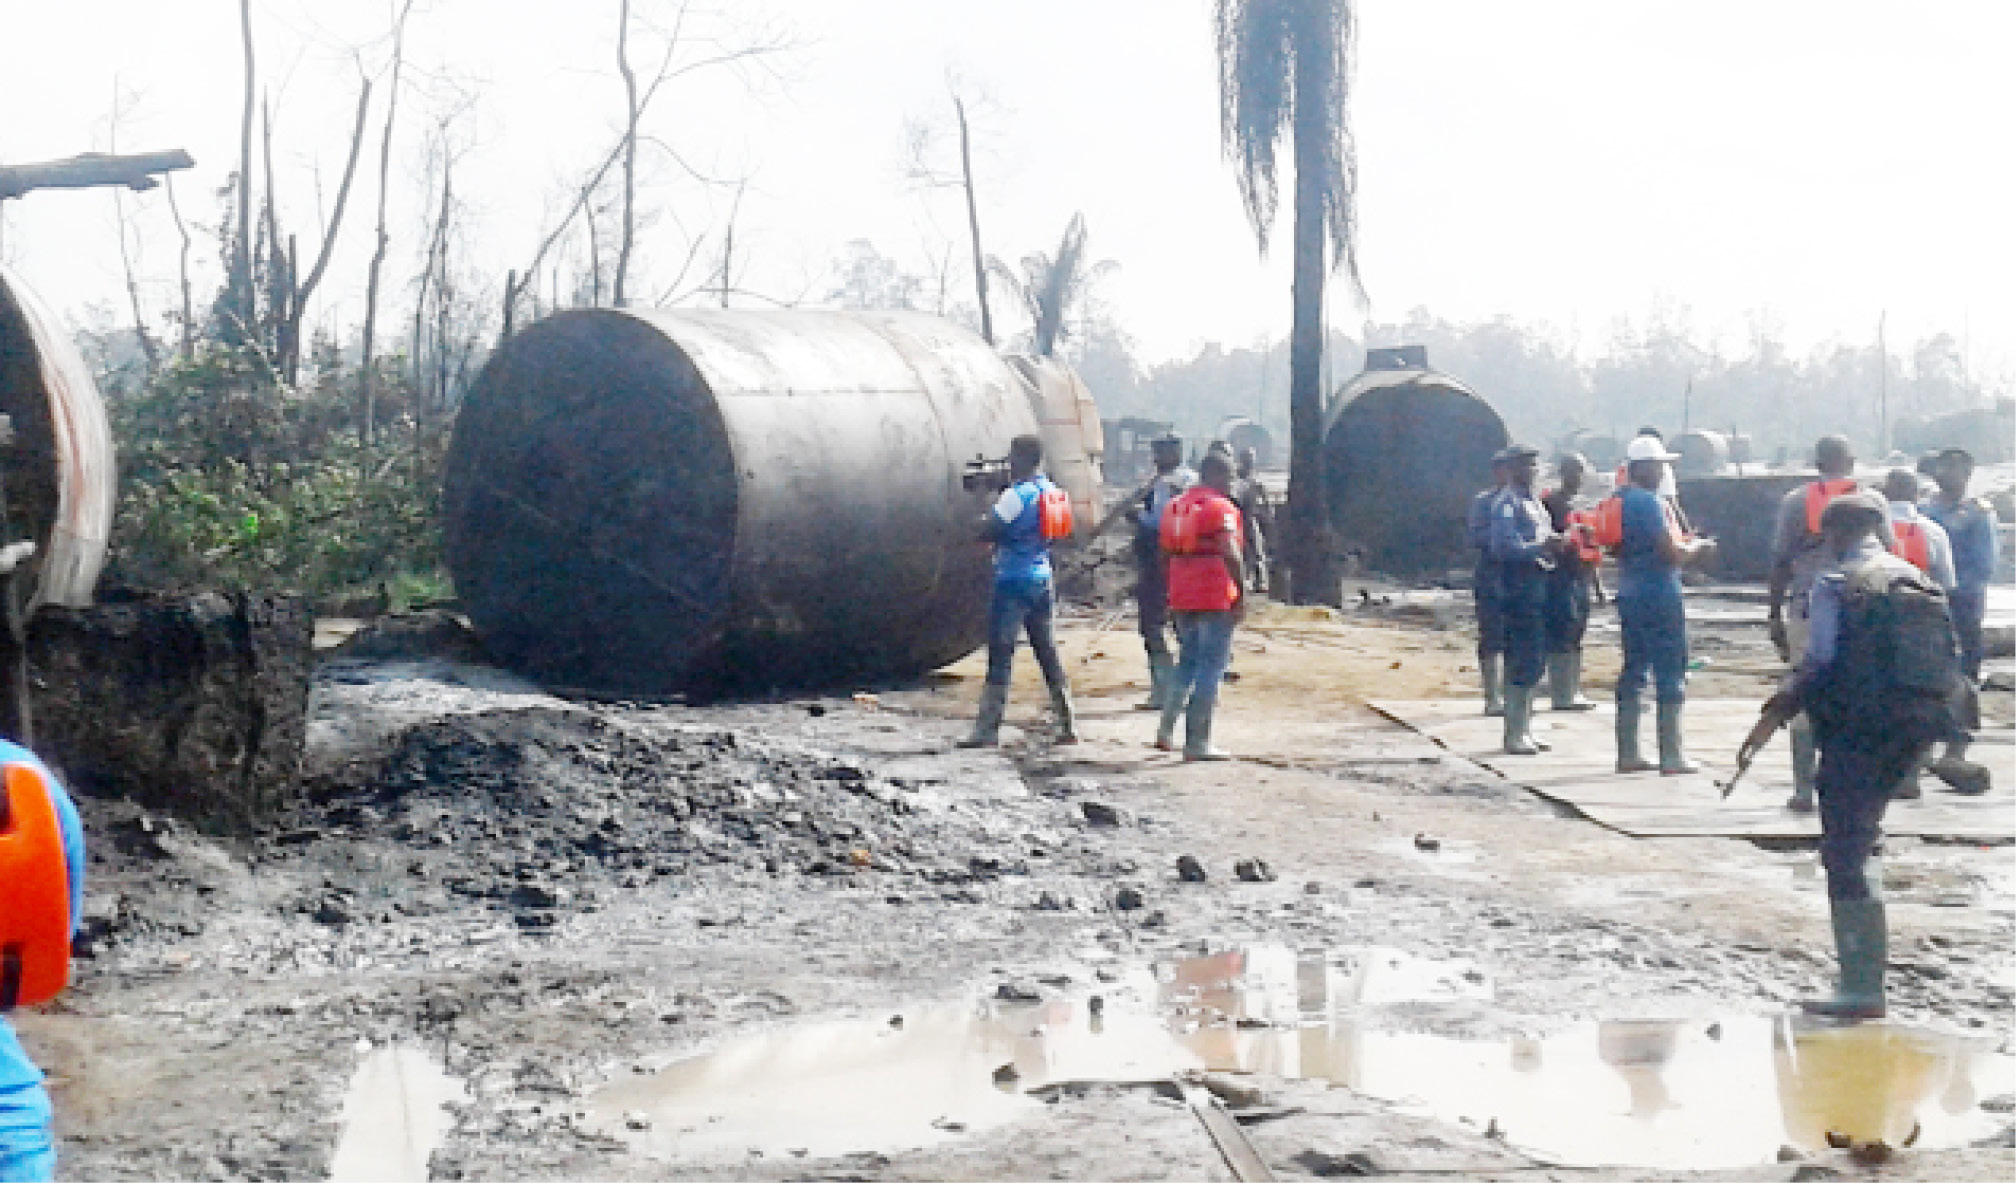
[1487,497,1544,562]
[50,779,84,938]
[1790,576,1842,702]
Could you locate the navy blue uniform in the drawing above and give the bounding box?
[1487,485,1556,688]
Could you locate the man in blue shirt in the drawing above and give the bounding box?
[1468,452,1511,717]
[1612,436,1716,774]
[962,435,1078,748]
[1,741,85,1183]
[1922,448,1999,787]
[1487,445,1562,755]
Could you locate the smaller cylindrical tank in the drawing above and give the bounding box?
[1215,416,1275,468]
[1322,357,1507,577]
[0,268,115,609]
[1675,430,1731,478]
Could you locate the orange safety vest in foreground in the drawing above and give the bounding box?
[1565,509,1603,564]
[1891,520,1932,574]
[1804,478,1858,535]
[0,761,71,1010]
[1590,495,1625,551]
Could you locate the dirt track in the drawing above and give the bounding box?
[15,599,2014,1180]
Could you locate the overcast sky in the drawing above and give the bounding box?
[2,0,2010,383]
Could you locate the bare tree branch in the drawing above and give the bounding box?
[613,0,642,307]
[361,0,417,445]
[288,75,373,356]
[164,174,195,360]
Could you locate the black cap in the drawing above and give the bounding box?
[1937,446,1975,466]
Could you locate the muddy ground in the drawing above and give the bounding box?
[14,590,2015,1181]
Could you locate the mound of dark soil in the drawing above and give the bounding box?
[310,706,959,889]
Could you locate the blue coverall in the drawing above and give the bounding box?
[1487,485,1556,689]
[0,741,85,1183]
[1467,488,1507,659]
[1613,485,1689,708]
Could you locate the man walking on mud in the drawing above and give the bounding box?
[1746,491,1960,1020]
[1768,435,1870,813]
[961,435,1078,748]
[1127,434,1194,713]
[1155,451,1246,761]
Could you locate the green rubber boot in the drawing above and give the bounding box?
[1481,654,1505,717]
[1657,701,1699,775]
[1183,694,1231,761]
[1548,651,1596,711]
[1155,683,1186,751]
[1138,652,1176,712]
[1502,686,1546,755]
[1615,700,1655,773]
[1049,684,1080,745]
[958,682,1009,748]
[1801,898,1888,1021]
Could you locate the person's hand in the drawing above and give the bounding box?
[1767,614,1789,663]
[0,540,35,575]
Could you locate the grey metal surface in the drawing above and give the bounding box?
[1321,368,1507,578]
[0,267,115,609]
[444,309,1039,691]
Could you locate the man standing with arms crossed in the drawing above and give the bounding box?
[1155,451,1246,761]
[1768,435,1868,813]
[962,435,1078,748]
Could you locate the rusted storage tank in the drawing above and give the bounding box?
[1678,473,1808,580]
[1674,429,1731,478]
[1322,349,1507,577]
[1215,416,1275,467]
[444,309,1045,692]
[0,267,115,608]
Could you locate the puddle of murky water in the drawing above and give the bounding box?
[586,945,2014,1171]
[328,1043,466,1183]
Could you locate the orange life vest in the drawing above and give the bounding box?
[1590,495,1625,551]
[1037,487,1074,541]
[1566,509,1603,564]
[1890,519,1931,574]
[1,761,71,1010]
[1804,478,1858,535]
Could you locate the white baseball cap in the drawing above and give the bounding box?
[1625,436,1681,462]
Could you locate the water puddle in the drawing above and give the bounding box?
[328,1043,466,1183]
[585,944,2014,1169]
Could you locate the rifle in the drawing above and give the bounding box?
[1725,695,1796,799]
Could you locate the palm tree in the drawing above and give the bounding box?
[990,212,1114,357]
[1216,0,1362,602]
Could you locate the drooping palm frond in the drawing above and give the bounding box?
[1215,0,1360,293]
[989,212,1109,358]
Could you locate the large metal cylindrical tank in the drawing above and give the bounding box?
[0,268,115,609]
[444,309,1040,691]
[1003,354,1104,537]
[1215,416,1275,468]
[1322,364,1507,577]
[1561,428,1622,474]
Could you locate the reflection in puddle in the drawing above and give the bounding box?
[328,1044,466,1183]
[586,946,2014,1170]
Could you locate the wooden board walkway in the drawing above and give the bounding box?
[1370,698,2014,841]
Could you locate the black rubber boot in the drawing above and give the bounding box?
[1049,684,1079,745]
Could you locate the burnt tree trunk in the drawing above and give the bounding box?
[1283,41,1333,605]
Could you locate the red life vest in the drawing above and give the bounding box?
[1,761,71,1010]
[1566,509,1603,564]
[1891,519,1931,574]
[1037,487,1074,541]
[1160,490,1220,556]
[1804,478,1858,535]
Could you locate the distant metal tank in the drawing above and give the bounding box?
[1214,416,1275,468]
[0,267,115,609]
[1322,351,1507,577]
[1674,429,1731,478]
[1003,354,1104,534]
[1561,428,1622,474]
[444,309,1049,692]
[1677,473,1809,580]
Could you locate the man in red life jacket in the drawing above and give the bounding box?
[1768,436,1887,812]
[1540,453,1606,711]
[1154,451,1246,761]
[1881,467,1957,800]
